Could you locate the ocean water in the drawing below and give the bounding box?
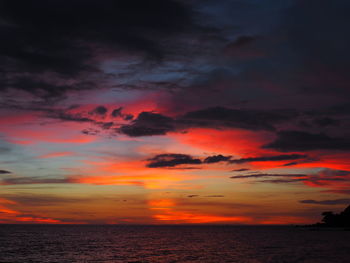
[0,225,349,263]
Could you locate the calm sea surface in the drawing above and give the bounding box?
[0,225,349,263]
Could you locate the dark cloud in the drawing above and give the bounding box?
[286,0,350,85]
[119,106,299,137]
[205,195,224,198]
[181,107,297,131]
[324,190,350,195]
[318,169,350,177]
[0,170,11,174]
[90,106,107,116]
[264,131,350,151]
[223,35,264,59]
[166,167,201,170]
[45,107,118,132]
[111,107,123,118]
[230,173,306,179]
[82,128,100,136]
[283,162,300,167]
[0,0,197,102]
[229,36,256,48]
[1,77,77,102]
[246,169,350,186]
[282,157,319,167]
[299,199,350,205]
[0,0,193,65]
[145,152,309,170]
[229,154,307,164]
[188,195,199,198]
[145,152,307,169]
[111,107,134,121]
[326,103,350,116]
[204,154,231,164]
[123,114,134,121]
[0,176,70,185]
[46,109,94,123]
[231,168,250,172]
[119,112,175,137]
[258,179,306,184]
[146,153,201,168]
[99,122,114,130]
[313,117,340,127]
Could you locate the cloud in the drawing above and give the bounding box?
[46,109,95,123]
[145,152,306,169]
[1,77,78,102]
[149,198,253,224]
[285,0,350,95]
[118,106,299,137]
[264,131,350,151]
[181,107,297,131]
[258,179,306,184]
[90,106,108,116]
[1,194,90,206]
[324,190,350,195]
[248,169,350,182]
[231,168,250,172]
[203,154,231,163]
[228,36,256,48]
[111,107,123,118]
[42,105,304,139]
[318,169,350,177]
[0,176,70,185]
[0,170,11,174]
[229,154,307,164]
[44,107,118,132]
[119,112,175,137]
[282,162,300,166]
[0,0,193,65]
[0,0,197,102]
[313,117,340,127]
[223,35,265,59]
[146,153,201,168]
[81,128,100,136]
[240,169,350,194]
[299,199,350,205]
[230,173,306,179]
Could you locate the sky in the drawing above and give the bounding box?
[1,0,350,224]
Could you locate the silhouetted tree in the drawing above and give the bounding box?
[321,211,336,226]
[320,205,350,227]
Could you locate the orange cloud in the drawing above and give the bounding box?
[153,211,253,224]
[170,128,275,157]
[14,216,61,223]
[71,176,146,187]
[74,158,199,189]
[0,197,69,224]
[148,198,253,224]
[293,153,350,171]
[260,216,312,225]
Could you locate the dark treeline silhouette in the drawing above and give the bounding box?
[314,205,350,227]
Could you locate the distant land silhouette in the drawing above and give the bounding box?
[310,205,350,228]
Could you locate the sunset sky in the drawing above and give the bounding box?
[1,0,350,224]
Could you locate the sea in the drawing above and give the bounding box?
[0,225,349,263]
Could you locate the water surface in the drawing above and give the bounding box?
[0,225,349,262]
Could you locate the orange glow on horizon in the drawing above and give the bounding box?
[148,198,253,224]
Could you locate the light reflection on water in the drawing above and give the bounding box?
[0,225,350,263]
